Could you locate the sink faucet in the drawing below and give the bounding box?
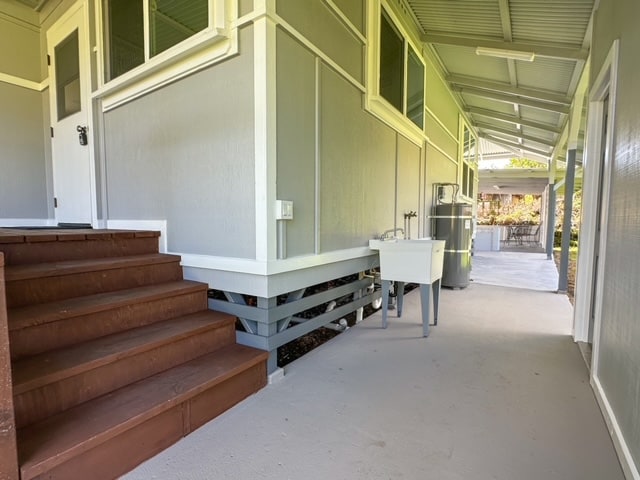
[379,228,405,240]
[403,211,417,239]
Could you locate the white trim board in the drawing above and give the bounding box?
[0,72,49,92]
[0,219,56,227]
[252,14,277,262]
[573,40,618,345]
[592,375,640,480]
[179,246,375,276]
[93,0,238,112]
[183,248,379,298]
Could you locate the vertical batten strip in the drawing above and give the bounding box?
[314,57,322,255]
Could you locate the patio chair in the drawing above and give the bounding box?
[524,224,541,245]
[505,225,519,245]
[511,225,530,245]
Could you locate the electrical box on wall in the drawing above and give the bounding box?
[275,200,293,220]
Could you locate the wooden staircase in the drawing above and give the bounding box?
[0,229,268,480]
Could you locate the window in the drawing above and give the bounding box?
[103,0,209,81]
[460,123,477,198]
[379,12,403,112]
[55,30,81,120]
[378,9,424,130]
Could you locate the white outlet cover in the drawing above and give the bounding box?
[276,200,293,220]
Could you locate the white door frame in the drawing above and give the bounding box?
[47,0,98,226]
[573,41,618,349]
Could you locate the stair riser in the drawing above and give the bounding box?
[20,362,267,480]
[14,325,236,428]
[6,262,183,308]
[9,291,208,359]
[1,237,159,266]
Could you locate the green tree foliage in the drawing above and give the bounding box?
[506,158,548,169]
[477,193,541,225]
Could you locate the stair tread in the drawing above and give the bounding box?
[8,280,207,331]
[5,253,181,282]
[12,311,234,395]
[18,344,268,478]
[0,229,159,245]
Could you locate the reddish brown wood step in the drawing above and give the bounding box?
[5,254,183,307]
[18,344,268,480]
[12,312,236,428]
[0,230,160,266]
[8,280,209,358]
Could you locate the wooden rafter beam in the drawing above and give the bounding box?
[466,107,562,134]
[423,33,589,61]
[475,122,557,148]
[447,75,571,105]
[453,86,569,114]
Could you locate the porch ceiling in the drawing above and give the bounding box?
[478,169,549,194]
[407,0,594,161]
[478,167,583,195]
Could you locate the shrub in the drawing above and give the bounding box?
[554,230,579,247]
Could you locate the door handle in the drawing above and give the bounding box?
[77,125,88,146]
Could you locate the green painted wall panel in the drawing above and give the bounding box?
[425,112,458,162]
[277,0,363,83]
[332,0,364,34]
[319,63,396,251]
[239,0,253,17]
[276,28,316,257]
[0,12,41,81]
[0,83,48,218]
[396,134,421,236]
[425,65,459,138]
[104,27,256,258]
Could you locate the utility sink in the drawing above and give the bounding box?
[369,238,445,284]
[369,238,446,336]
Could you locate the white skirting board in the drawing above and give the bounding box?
[0,218,57,227]
[592,374,640,480]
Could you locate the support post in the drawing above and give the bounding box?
[0,253,19,480]
[558,149,577,293]
[546,185,556,260]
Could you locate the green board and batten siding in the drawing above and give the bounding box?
[0,8,49,220]
[103,26,257,258]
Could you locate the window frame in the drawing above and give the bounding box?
[94,0,235,111]
[366,0,426,145]
[459,116,478,200]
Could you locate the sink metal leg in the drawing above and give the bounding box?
[432,278,441,326]
[382,279,440,335]
[396,282,405,317]
[420,283,431,337]
[381,279,391,329]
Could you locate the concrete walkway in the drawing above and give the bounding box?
[471,250,559,291]
[124,281,624,480]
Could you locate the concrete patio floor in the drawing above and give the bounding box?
[124,253,624,480]
[471,249,559,291]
